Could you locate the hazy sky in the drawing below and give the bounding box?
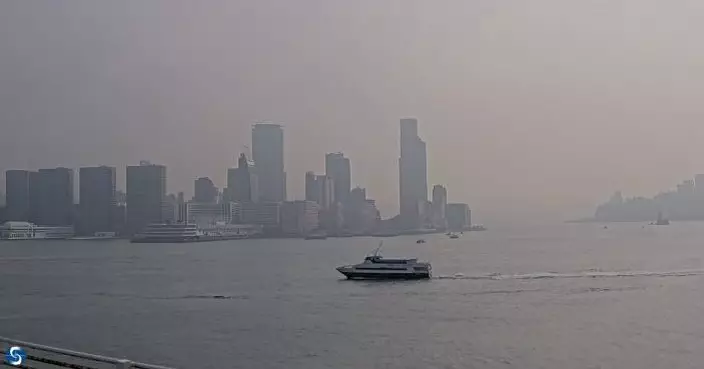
[3,0,704,222]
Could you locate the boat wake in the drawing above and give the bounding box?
[436,269,704,281]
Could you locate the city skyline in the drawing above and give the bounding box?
[1,117,465,237]
[1,119,464,219]
[7,1,704,222]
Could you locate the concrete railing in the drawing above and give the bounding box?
[0,336,176,369]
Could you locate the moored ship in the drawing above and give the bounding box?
[131,223,249,243]
[0,222,74,240]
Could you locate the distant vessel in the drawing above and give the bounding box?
[336,243,431,280]
[131,223,249,243]
[305,231,328,240]
[449,233,460,239]
[469,224,487,231]
[416,239,426,244]
[71,232,118,241]
[652,212,670,226]
[0,222,74,240]
[372,231,399,238]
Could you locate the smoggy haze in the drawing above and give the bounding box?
[2,0,704,223]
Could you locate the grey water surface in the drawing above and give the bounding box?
[1,222,703,369]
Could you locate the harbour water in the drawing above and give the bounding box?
[1,222,704,369]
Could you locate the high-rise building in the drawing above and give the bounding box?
[126,162,166,235]
[344,187,379,234]
[227,153,258,203]
[305,172,317,202]
[240,202,282,232]
[36,167,74,226]
[113,189,127,236]
[431,185,448,230]
[186,202,239,228]
[252,123,285,202]
[325,153,351,206]
[5,170,33,221]
[163,194,178,223]
[399,118,428,229]
[28,171,40,223]
[281,200,320,236]
[194,177,217,203]
[78,166,116,235]
[447,203,471,231]
[305,172,335,210]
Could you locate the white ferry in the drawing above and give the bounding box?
[131,223,249,243]
[0,222,74,240]
[336,243,432,280]
[71,232,118,241]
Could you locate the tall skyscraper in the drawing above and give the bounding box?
[126,161,166,235]
[431,185,448,230]
[227,153,258,203]
[447,203,471,231]
[305,172,317,203]
[345,187,380,234]
[28,171,40,223]
[399,118,428,229]
[78,166,116,235]
[194,177,217,203]
[252,123,285,202]
[5,170,32,221]
[305,171,335,210]
[325,152,351,206]
[36,167,75,226]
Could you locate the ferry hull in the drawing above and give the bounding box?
[130,235,249,243]
[337,269,430,280]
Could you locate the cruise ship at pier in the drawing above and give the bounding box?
[131,223,251,243]
[0,222,75,240]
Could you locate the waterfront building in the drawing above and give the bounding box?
[78,166,116,235]
[447,203,471,231]
[126,161,166,235]
[281,201,320,236]
[194,177,217,203]
[399,118,428,229]
[252,123,285,202]
[35,167,74,226]
[431,185,448,230]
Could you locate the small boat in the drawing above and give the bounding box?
[469,225,487,231]
[416,239,426,244]
[336,242,431,280]
[305,231,328,240]
[372,231,399,238]
[652,212,670,226]
[71,232,118,241]
[449,233,460,239]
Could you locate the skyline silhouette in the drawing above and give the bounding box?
[4,1,704,223]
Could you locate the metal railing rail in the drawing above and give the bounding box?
[0,336,176,369]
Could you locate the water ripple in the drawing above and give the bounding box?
[436,269,704,280]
